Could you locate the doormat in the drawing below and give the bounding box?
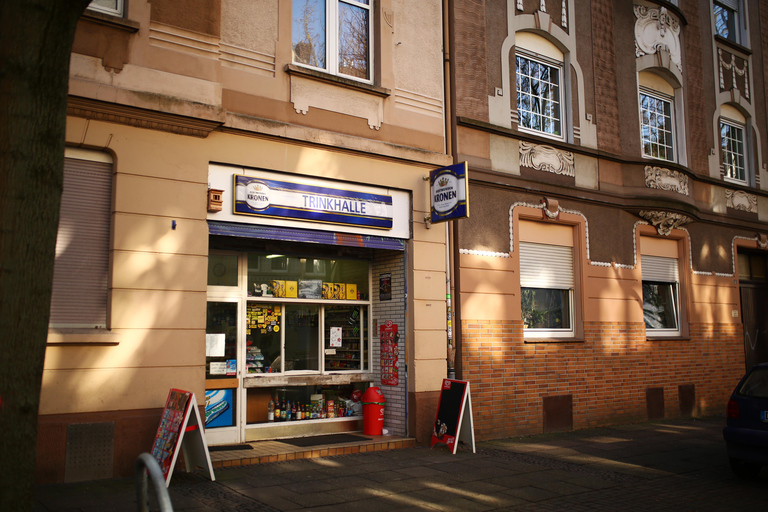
[208,444,254,452]
[279,434,371,447]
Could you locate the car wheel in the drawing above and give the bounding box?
[729,457,762,479]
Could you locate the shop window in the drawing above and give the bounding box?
[714,0,744,45]
[641,255,681,337]
[50,153,112,329]
[208,254,239,287]
[519,241,574,338]
[292,0,373,83]
[87,0,123,17]
[206,302,239,379]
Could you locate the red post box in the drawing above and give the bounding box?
[361,386,386,436]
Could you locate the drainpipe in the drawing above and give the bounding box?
[443,0,461,380]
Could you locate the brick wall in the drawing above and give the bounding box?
[371,251,407,436]
[460,320,744,439]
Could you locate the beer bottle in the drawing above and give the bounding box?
[268,398,275,422]
[274,400,281,422]
[292,401,297,420]
[286,400,292,421]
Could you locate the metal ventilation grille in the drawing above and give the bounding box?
[65,422,114,482]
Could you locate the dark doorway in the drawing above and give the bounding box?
[738,250,768,369]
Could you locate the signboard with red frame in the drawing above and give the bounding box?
[380,321,399,386]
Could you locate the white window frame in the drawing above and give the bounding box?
[87,0,124,17]
[720,117,747,185]
[641,255,682,338]
[291,0,374,84]
[639,87,676,162]
[713,0,744,46]
[515,51,565,141]
[519,242,574,339]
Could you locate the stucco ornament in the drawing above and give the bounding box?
[726,189,757,213]
[634,6,681,73]
[719,49,750,100]
[644,166,689,195]
[519,141,574,176]
[638,210,691,236]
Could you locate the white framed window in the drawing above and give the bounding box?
[721,118,746,183]
[640,88,675,162]
[641,255,681,337]
[87,0,124,17]
[292,0,373,83]
[520,242,574,338]
[714,0,743,45]
[50,152,112,329]
[515,52,563,139]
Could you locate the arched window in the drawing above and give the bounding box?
[638,71,685,165]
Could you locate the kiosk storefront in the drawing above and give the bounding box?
[203,164,410,444]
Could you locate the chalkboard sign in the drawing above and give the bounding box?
[150,389,215,486]
[430,379,475,454]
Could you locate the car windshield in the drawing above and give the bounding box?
[738,368,768,398]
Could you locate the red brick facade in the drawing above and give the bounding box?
[461,320,744,439]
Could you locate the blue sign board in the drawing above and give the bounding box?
[233,175,394,230]
[430,162,469,223]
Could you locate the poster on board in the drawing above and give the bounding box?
[380,321,399,386]
[430,379,476,454]
[150,389,216,486]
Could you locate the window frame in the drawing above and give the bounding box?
[720,117,748,185]
[291,0,374,84]
[515,51,565,141]
[641,254,682,338]
[519,241,575,339]
[713,0,743,46]
[87,0,124,17]
[639,87,676,162]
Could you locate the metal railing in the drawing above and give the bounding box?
[135,453,174,512]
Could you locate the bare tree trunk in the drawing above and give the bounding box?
[0,1,90,509]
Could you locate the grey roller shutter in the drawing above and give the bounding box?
[519,242,574,289]
[49,158,112,328]
[641,255,679,283]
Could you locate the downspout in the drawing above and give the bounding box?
[443,0,461,379]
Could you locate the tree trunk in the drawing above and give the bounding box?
[0,1,90,509]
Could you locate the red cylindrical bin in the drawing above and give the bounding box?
[361,386,386,436]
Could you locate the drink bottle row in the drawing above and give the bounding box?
[267,397,347,421]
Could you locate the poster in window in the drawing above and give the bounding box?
[380,321,399,386]
[330,326,343,347]
[379,273,392,301]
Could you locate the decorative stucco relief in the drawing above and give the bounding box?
[644,166,689,195]
[726,189,757,213]
[719,49,750,100]
[638,210,691,236]
[290,76,383,130]
[634,6,681,73]
[516,0,567,28]
[519,141,574,176]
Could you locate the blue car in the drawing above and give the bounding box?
[723,362,768,479]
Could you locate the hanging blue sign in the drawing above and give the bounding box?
[233,175,394,230]
[430,162,469,224]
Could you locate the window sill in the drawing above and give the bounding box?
[285,64,390,98]
[47,328,120,346]
[646,335,690,342]
[243,373,376,387]
[714,35,751,56]
[81,10,140,33]
[524,337,585,344]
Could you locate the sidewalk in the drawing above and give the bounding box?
[35,417,766,511]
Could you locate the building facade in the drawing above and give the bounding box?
[38,0,450,482]
[451,0,768,439]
